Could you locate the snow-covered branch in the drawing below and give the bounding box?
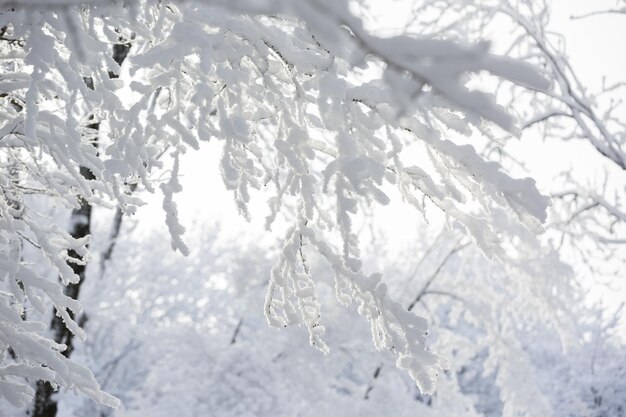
[0,0,563,407]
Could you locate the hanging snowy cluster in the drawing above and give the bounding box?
[0,0,554,407]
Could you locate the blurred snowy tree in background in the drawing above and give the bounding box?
[0,0,624,416]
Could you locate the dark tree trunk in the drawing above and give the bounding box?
[30,41,131,417]
[30,168,95,417]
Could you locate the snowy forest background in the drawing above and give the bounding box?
[0,0,625,416]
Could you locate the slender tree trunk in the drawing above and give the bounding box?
[30,41,131,417]
[100,182,136,277]
[31,166,94,417]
